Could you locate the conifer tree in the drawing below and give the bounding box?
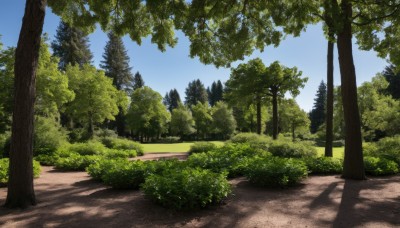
[185,79,208,108]
[164,89,181,112]
[208,80,224,106]
[51,21,93,70]
[132,72,145,90]
[382,65,400,100]
[310,81,327,133]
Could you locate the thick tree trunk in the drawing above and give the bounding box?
[336,0,365,180]
[325,33,334,157]
[5,0,46,208]
[272,92,278,140]
[256,97,261,135]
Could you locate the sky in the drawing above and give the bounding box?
[0,1,388,112]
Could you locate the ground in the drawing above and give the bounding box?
[0,153,399,228]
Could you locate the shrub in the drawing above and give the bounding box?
[102,160,149,189]
[0,158,41,186]
[65,141,108,156]
[142,168,231,210]
[303,157,343,174]
[244,157,308,187]
[364,156,399,176]
[86,158,129,181]
[189,142,217,154]
[100,137,144,156]
[103,149,137,158]
[230,133,272,151]
[268,140,317,158]
[155,136,181,143]
[55,154,102,171]
[33,116,68,156]
[366,136,400,165]
[35,154,59,166]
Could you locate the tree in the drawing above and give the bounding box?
[207,80,224,106]
[132,72,145,91]
[0,47,15,133]
[126,86,170,142]
[163,89,181,112]
[66,65,128,138]
[280,99,310,142]
[264,61,307,140]
[100,32,134,136]
[309,81,327,134]
[382,65,400,100]
[51,21,93,70]
[192,102,212,139]
[185,79,208,108]
[170,104,195,139]
[211,101,236,140]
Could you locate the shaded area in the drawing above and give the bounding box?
[0,166,399,227]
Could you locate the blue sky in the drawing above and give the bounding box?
[0,1,388,111]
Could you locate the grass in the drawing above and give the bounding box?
[142,141,225,153]
[315,147,344,158]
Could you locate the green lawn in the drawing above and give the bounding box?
[315,147,344,158]
[142,141,225,153]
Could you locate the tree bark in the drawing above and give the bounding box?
[336,0,365,180]
[256,97,261,134]
[5,0,46,208]
[325,33,334,157]
[272,91,278,140]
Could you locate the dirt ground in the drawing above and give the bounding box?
[0,153,400,228]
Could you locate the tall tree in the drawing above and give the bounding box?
[309,81,327,134]
[185,79,208,108]
[280,99,310,142]
[192,102,212,139]
[51,21,93,70]
[170,104,195,139]
[382,65,400,100]
[132,72,145,91]
[211,101,236,140]
[100,32,133,136]
[0,47,15,133]
[163,88,181,112]
[207,80,224,106]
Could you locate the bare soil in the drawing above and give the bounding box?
[1,153,400,228]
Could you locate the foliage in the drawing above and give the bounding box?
[192,102,212,139]
[364,157,399,176]
[142,167,231,210]
[101,160,150,189]
[163,89,181,112]
[0,158,41,185]
[207,80,224,107]
[55,154,102,171]
[155,136,181,144]
[0,47,14,133]
[170,104,195,137]
[364,136,400,165]
[309,81,327,134]
[382,65,400,100]
[268,140,317,158]
[64,141,108,156]
[189,142,217,154]
[132,72,145,91]
[100,137,144,155]
[185,79,208,108]
[211,102,236,139]
[126,86,170,140]
[279,99,310,141]
[244,157,308,188]
[302,157,343,174]
[33,116,68,155]
[103,149,137,159]
[86,158,129,181]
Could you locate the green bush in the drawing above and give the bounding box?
[365,136,400,165]
[86,158,129,181]
[142,168,231,210]
[364,156,399,176]
[189,142,217,154]
[103,149,137,158]
[34,116,68,156]
[35,154,60,166]
[244,157,308,187]
[102,160,149,189]
[55,154,101,171]
[155,136,181,143]
[100,137,144,156]
[303,157,343,174]
[0,158,41,186]
[268,140,317,158]
[65,141,108,156]
[230,133,272,151]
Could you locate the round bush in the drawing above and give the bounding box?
[102,160,149,189]
[66,141,108,156]
[55,154,101,171]
[33,116,68,156]
[86,158,129,181]
[189,142,217,154]
[366,136,400,165]
[230,133,272,151]
[364,156,399,176]
[303,157,343,174]
[100,137,144,156]
[245,157,308,187]
[268,140,317,158]
[142,168,231,210]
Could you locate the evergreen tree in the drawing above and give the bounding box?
[164,89,181,112]
[382,65,400,100]
[132,72,145,90]
[100,32,133,91]
[51,21,93,70]
[208,80,224,106]
[185,79,208,108]
[309,81,327,134]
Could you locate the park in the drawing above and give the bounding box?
[1,0,400,227]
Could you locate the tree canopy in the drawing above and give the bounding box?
[185,79,208,108]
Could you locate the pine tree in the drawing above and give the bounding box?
[51,21,93,70]
[310,81,327,133]
[185,79,208,107]
[207,80,224,106]
[164,89,181,112]
[132,72,145,90]
[100,32,133,91]
[382,65,400,100]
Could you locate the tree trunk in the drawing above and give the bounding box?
[5,0,46,208]
[256,97,262,134]
[272,91,278,140]
[325,33,334,157]
[336,0,365,180]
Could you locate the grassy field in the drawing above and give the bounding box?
[142,141,225,153]
[315,147,344,158]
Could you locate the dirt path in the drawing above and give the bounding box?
[0,154,400,227]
